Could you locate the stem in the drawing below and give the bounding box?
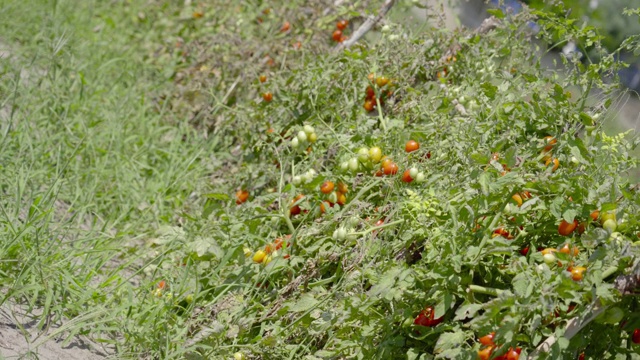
[335,0,397,51]
[351,219,405,236]
[468,284,504,297]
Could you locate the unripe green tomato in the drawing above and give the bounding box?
[409,167,419,179]
[297,130,308,143]
[349,216,360,228]
[617,218,628,232]
[307,169,317,176]
[340,161,349,172]
[381,25,391,33]
[292,175,301,185]
[369,147,383,163]
[328,191,338,204]
[291,137,300,148]
[308,132,318,143]
[348,157,359,172]
[415,172,425,183]
[388,34,399,41]
[543,253,557,265]
[333,227,347,240]
[303,172,314,183]
[303,125,315,136]
[234,352,246,360]
[603,219,617,233]
[357,147,369,162]
[601,211,616,223]
[185,294,194,304]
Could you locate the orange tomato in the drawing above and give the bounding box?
[546,157,560,172]
[401,169,413,183]
[320,181,335,194]
[263,92,273,102]
[543,136,557,152]
[558,219,578,236]
[280,21,291,32]
[571,266,587,281]
[405,140,420,153]
[336,19,348,30]
[259,75,267,83]
[236,190,249,204]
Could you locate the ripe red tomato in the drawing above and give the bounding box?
[558,219,578,236]
[157,280,167,289]
[262,92,273,102]
[290,194,304,216]
[332,29,343,42]
[478,332,496,346]
[320,181,335,194]
[633,329,640,344]
[413,306,443,327]
[236,190,249,204]
[505,347,521,360]
[365,86,375,100]
[383,161,398,175]
[492,228,513,240]
[405,140,420,153]
[578,352,585,360]
[336,19,348,30]
[401,169,413,183]
[519,246,530,256]
[280,21,291,32]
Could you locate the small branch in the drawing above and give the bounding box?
[335,0,396,51]
[527,266,638,359]
[439,16,501,63]
[468,284,504,297]
[526,301,606,360]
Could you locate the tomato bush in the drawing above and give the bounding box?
[131,1,640,359]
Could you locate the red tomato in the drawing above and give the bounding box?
[558,219,578,236]
[401,169,413,183]
[365,86,375,100]
[332,29,343,42]
[262,92,273,102]
[405,140,420,153]
[506,347,521,360]
[633,329,640,344]
[383,161,398,175]
[520,246,530,256]
[413,306,444,327]
[336,19,348,30]
[280,21,291,32]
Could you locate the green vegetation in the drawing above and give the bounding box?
[0,0,639,359]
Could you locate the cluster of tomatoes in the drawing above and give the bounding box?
[477,332,522,360]
[249,235,291,265]
[258,74,274,103]
[331,20,349,43]
[338,140,428,185]
[363,73,392,112]
[290,125,318,152]
[540,136,560,172]
[436,55,457,81]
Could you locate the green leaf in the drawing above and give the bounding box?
[287,293,320,312]
[434,331,465,353]
[487,8,505,19]
[434,292,453,319]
